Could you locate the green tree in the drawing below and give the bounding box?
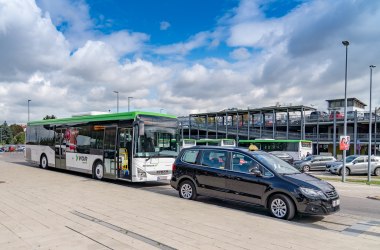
[10,124,24,136]
[0,121,13,144]
[43,115,56,120]
[13,131,25,144]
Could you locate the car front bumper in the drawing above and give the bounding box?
[298,197,340,215]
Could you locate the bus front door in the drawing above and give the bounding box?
[103,126,117,179]
[117,128,133,180]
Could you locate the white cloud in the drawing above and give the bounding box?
[160,21,171,31]
[154,31,211,55]
[1,0,380,124]
[230,48,251,60]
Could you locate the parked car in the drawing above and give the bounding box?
[328,155,380,176]
[293,155,337,172]
[346,111,364,121]
[269,151,294,165]
[171,146,340,220]
[329,111,344,120]
[309,111,328,122]
[0,148,4,153]
[16,145,25,152]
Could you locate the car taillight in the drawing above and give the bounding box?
[172,163,176,172]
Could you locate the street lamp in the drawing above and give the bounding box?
[342,40,349,182]
[28,99,31,121]
[368,65,376,182]
[113,91,119,113]
[128,97,133,112]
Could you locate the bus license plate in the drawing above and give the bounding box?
[157,176,167,181]
[332,199,340,207]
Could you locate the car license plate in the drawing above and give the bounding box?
[332,199,340,207]
[157,176,167,181]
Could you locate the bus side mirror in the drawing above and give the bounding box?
[138,121,145,135]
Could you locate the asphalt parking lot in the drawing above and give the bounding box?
[1,152,380,249]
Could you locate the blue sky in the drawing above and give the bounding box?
[0,0,379,123]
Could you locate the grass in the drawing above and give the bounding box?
[318,176,380,185]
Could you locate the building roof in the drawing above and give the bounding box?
[325,97,367,107]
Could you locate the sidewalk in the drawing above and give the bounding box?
[326,179,380,200]
[1,160,380,249]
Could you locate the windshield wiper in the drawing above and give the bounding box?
[145,152,160,161]
[282,172,302,175]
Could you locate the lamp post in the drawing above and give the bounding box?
[113,91,119,113]
[342,40,349,182]
[128,97,133,112]
[368,65,376,182]
[375,107,378,156]
[28,99,31,121]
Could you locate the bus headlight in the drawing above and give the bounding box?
[137,168,147,178]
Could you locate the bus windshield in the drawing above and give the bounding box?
[135,115,179,157]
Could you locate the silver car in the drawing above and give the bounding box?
[294,155,337,172]
[329,155,380,176]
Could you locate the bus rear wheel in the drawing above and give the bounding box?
[40,154,48,169]
[93,161,104,180]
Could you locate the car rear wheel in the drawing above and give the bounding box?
[269,194,295,220]
[339,167,350,176]
[374,167,380,176]
[179,180,197,200]
[302,165,310,172]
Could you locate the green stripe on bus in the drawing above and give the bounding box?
[27,111,177,126]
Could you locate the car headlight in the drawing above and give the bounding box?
[299,187,326,199]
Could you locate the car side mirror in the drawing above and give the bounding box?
[352,161,356,164]
[250,168,262,177]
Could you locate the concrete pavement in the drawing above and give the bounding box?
[1,159,380,249]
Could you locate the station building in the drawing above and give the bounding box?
[179,98,380,158]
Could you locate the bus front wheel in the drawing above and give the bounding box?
[93,161,104,180]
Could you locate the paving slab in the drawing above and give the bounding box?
[1,160,380,249]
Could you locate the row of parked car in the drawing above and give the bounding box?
[292,154,380,176]
[308,110,379,122]
[0,145,25,152]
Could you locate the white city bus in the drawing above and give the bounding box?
[26,111,179,182]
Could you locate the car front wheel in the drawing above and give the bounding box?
[339,167,350,176]
[269,194,295,220]
[179,180,197,200]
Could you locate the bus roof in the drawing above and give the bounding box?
[27,111,177,126]
[239,139,312,143]
[196,138,234,143]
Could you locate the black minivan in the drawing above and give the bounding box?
[170,146,340,220]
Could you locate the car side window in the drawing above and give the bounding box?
[231,153,262,174]
[200,150,228,169]
[181,150,199,164]
[261,166,274,177]
[355,157,365,163]
[232,153,250,172]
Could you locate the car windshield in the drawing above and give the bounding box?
[249,151,300,175]
[304,156,313,161]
